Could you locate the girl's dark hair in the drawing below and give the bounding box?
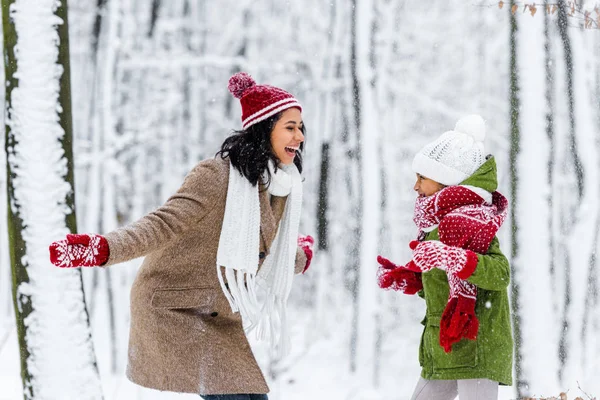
[216,111,305,186]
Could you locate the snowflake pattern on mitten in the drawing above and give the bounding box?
[410,240,478,279]
[50,234,109,268]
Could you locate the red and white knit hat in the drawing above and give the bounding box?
[228,72,302,130]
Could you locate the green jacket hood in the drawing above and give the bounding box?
[459,156,498,192]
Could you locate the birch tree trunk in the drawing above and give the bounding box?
[513,1,559,395]
[581,32,600,384]
[560,8,599,386]
[508,2,525,396]
[348,0,363,374]
[555,0,585,385]
[353,0,380,386]
[2,0,103,398]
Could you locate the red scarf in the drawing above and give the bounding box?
[413,185,508,352]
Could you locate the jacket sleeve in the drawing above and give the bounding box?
[466,236,510,291]
[103,159,227,266]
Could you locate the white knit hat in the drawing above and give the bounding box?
[412,115,487,186]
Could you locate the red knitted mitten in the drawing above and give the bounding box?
[407,240,478,278]
[49,234,109,268]
[298,235,314,274]
[377,256,423,295]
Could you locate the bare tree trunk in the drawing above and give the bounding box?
[508,1,526,396]
[348,0,363,374]
[317,142,330,253]
[148,0,161,38]
[513,0,559,394]
[544,0,557,299]
[581,47,600,375]
[556,1,579,380]
[92,0,108,55]
[351,0,380,385]
[557,0,584,199]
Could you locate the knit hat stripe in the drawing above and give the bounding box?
[242,99,302,129]
[229,72,302,130]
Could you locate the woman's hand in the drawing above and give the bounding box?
[49,234,109,268]
[298,235,314,274]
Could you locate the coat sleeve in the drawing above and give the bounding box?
[465,236,510,291]
[103,159,227,266]
[294,246,308,275]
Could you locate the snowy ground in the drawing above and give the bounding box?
[2,327,593,399]
[1,310,519,400]
[1,291,595,400]
[0,292,591,400]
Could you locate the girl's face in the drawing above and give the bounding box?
[270,107,304,165]
[414,173,445,197]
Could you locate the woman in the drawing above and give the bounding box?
[49,72,314,400]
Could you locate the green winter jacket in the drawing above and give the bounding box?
[418,157,513,385]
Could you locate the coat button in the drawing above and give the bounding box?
[259,252,266,259]
[210,312,218,317]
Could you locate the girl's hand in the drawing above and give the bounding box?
[298,235,314,274]
[49,234,109,268]
[410,240,478,279]
[377,256,423,294]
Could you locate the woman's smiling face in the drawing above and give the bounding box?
[270,108,304,165]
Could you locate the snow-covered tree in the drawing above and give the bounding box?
[2,0,103,398]
[509,0,600,396]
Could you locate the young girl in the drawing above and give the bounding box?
[378,115,512,400]
[49,72,314,400]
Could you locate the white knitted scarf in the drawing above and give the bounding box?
[216,160,302,358]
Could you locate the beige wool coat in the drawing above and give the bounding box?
[103,157,307,395]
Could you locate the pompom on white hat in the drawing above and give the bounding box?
[412,115,487,186]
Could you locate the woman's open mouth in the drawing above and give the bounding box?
[284,146,298,157]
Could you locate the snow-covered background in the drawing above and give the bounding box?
[1,0,600,399]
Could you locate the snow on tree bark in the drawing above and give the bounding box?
[513,1,560,395]
[558,4,599,384]
[2,0,103,398]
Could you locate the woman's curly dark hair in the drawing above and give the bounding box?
[216,111,305,186]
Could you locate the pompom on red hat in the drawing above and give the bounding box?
[228,72,302,130]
